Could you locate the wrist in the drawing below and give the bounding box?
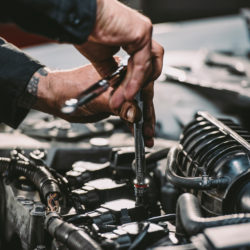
[33,68,55,114]
[18,67,50,110]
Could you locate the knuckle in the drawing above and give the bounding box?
[134,18,152,43]
[160,46,165,56]
[134,30,145,44]
[145,20,153,36]
[152,41,164,56]
[137,63,147,72]
[144,16,152,28]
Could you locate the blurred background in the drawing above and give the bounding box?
[125,0,250,23]
[1,0,250,48]
[1,0,250,140]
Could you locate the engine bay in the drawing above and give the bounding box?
[0,111,250,250]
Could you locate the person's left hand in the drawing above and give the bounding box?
[33,64,142,131]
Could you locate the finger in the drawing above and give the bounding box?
[151,40,165,81]
[142,82,155,148]
[56,111,111,123]
[75,42,120,77]
[72,113,111,123]
[124,41,153,101]
[75,42,119,63]
[110,42,153,110]
[126,121,134,135]
[117,100,141,123]
[92,57,118,78]
[143,106,155,148]
[109,57,133,110]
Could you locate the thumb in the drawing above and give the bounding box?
[116,100,141,123]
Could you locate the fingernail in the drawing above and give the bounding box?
[126,108,135,123]
[145,138,154,148]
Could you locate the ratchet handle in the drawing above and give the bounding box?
[61,65,127,114]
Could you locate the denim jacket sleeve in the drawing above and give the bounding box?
[0,0,96,127]
[1,0,97,44]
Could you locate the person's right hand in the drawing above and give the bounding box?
[76,0,164,107]
[75,0,164,147]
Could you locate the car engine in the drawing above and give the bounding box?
[0,111,250,250]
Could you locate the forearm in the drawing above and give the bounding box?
[0,38,44,128]
[18,67,49,109]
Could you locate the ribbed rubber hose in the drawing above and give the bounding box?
[45,213,101,250]
[0,157,60,199]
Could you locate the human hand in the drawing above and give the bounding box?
[76,0,164,106]
[75,0,164,146]
[33,64,140,124]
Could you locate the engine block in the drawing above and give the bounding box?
[0,112,250,250]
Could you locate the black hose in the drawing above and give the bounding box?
[66,214,88,223]
[146,148,170,164]
[0,156,100,249]
[0,157,60,200]
[45,212,101,250]
[128,222,150,250]
[176,193,250,236]
[147,214,176,223]
[165,147,229,189]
